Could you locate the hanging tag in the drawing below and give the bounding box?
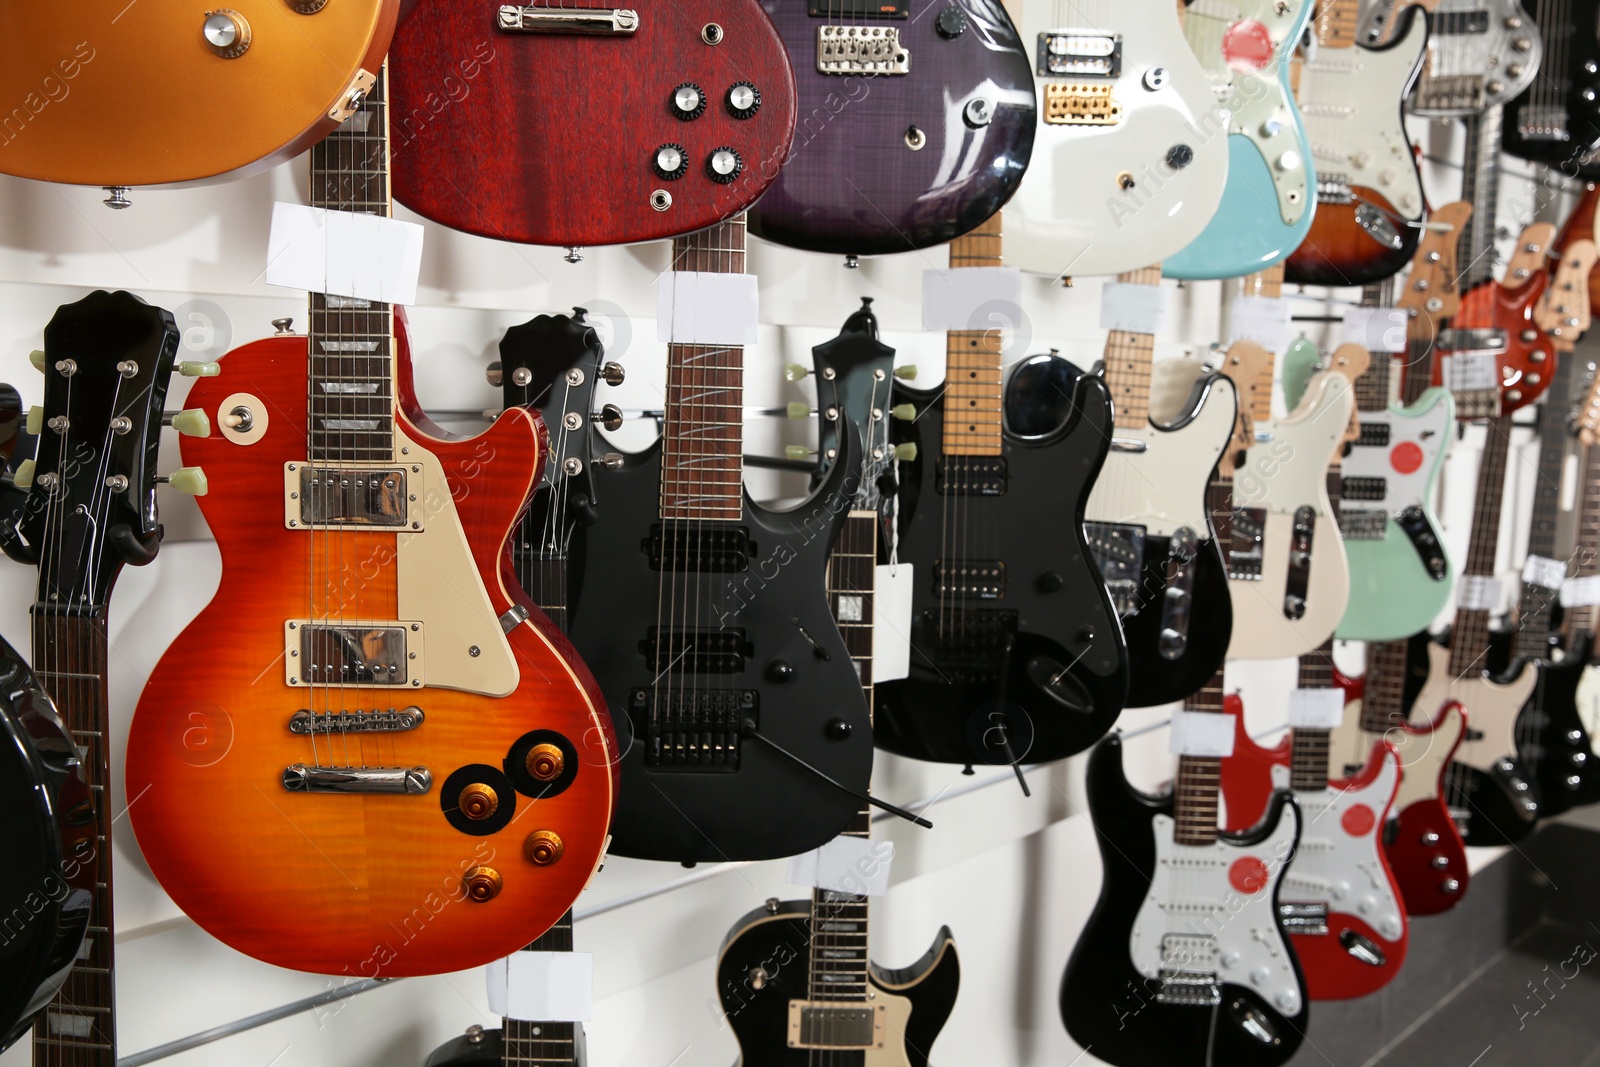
[1169,710,1236,757]
[1523,554,1567,590]
[921,267,1023,332]
[1341,307,1408,354]
[486,952,594,1022]
[656,271,759,346]
[787,835,895,897]
[1441,351,1498,392]
[266,203,425,306]
[873,563,913,682]
[1099,282,1167,335]
[1562,574,1600,607]
[1287,687,1346,729]
[1229,296,1292,353]
[1457,574,1503,611]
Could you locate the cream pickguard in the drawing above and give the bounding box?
[1408,641,1537,774]
[1330,696,1465,815]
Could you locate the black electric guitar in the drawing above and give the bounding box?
[1503,0,1600,176]
[1061,671,1308,1067]
[4,291,192,1067]
[876,215,1127,768]
[567,216,874,863]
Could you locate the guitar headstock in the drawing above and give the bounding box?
[1219,340,1273,463]
[808,298,901,513]
[494,308,618,498]
[1537,239,1597,351]
[1502,222,1557,292]
[1321,342,1371,448]
[1577,349,1600,445]
[14,292,184,609]
[1398,201,1473,344]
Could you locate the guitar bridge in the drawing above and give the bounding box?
[630,687,756,770]
[816,25,909,75]
[1155,933,1219,1006]
[1282,506,1316,620]
[1087,522,1145,617]
[285,622,421,688]
[1042,82,1123,126]
[1518,105,1570,142]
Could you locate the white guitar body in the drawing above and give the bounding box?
[1409,641,1538,774]
[1227,372,1353,659]
[1130,804,1303,1016]
[1296,11,1428,222]
[1339,392,1452,530]
[1004,0,1230,278]
[1330,695,1465,815]
[1267,754,1404,944]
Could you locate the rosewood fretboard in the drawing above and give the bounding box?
[501,912,579,1066]
[1174,670,1226,847]
[1449,415,1514,676]
[1291,640,1337,790]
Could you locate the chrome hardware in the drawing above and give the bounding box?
[904,125,926,149]
[749,966,769,990]
[282,764,432,794]
[964,97,994,127]
[787,1001,888,1050]
[1431,855,1449,869]
[499,604,532,633]
[818,25,909,74]
[286,622,418,688]
[727,82,761,119]
[486,361,504,388]
[289,465,410,527]
[272,317,296,335]
[650,189,673,211]
[498,5,639,34]
[765,897,781,914]
[1109,437,1148,453]
[595,403,625,431]
[1441,877,1461,894]
[203,10,252,58]
[288,707,424,734]
[565,247,585,264]
[1278,902,1329,935]
[671,82,705,120]
[707,147,742,183]
[104,474,129,493]
[597,452,625,469]
[702,22,723,44]
[103,187,131,210]
[653,142,688,180]
[1355,203,1403,250]
[602,361,626,386]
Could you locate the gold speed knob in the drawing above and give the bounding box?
[524,830,565,867]
[463,866,503,902]
[202,10,252,58]
[525,743,565,782]
[458,782,499,821]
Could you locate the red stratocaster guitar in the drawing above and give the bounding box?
[388,0,797,253]
[125,67,618,977]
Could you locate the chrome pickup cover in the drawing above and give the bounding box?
[282,764,432,794]
[817,25,909,75]
[285,622,423,688]
[286,463,414,529]
[786,1002,886,1049]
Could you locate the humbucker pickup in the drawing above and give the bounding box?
[1437,327,1506,352]
[936,455,1007,495]
[817,25,909,75]
[289,707,424,734]
[641,628,750,673]
[1043,83,1122,126]
[933,560,1005,599]
[1315,176,1355,205]
[285,622,422,688]
[1416,74,1485,114]
[285,464,413,529]
[1037,31,1121,77]
[1355,422,1390,448]
[1341,476,1386,502]
[648,523,751,572]
[787,1002,887,1049]
[631,687,755,770]
[1156,933,1219,1006]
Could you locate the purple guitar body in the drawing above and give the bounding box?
[748,0,1036,257]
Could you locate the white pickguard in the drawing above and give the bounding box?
[1130,807,1303,1015]
[1329,697,1465,815]
[1295,15,1427,219]
[1339,392,1452,524]
[1267,758,1404,942]
[1005,0,1230,278]
[1086,374,1237,539]
[1409,642,1538,773]
[1577,664,1600,754]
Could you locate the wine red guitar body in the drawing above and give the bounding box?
[388,0,797,248]
[125,325,618,977]
[1430,277,1557,413]
[1218,695,1408,1000]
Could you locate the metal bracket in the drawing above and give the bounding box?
[498,5,639,34]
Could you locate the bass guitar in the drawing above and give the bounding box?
[1062,670,1307,1067]
[1283,0,1427,286]
[0,3,400,191]
[126,69,619,977]
[1363,0,1540,114]
[1162,0,1317,279]
[1503,0,1600,173]
[748,0,1036,258]
[1001,0,1228,278]
[1566,358,1600,778]
[877,215,1128,766]
[390,0,796,253]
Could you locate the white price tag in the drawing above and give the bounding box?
[1287,687,1347,729]
[1169,710,1236,757]
[486,952,594,1022]
[1562,574,1600,607]
[1458,574,1503,611]
[1099,282,1167,335]
[265,203,425,306]
[873,563,913,683]
[920,268,1023,332]
[1341,306,1408,353]
[787,835,895,897]
[656,271,759,346]
[1523,554,1568,591]
[1442,351,1499,392]
[1229,296,1293,353]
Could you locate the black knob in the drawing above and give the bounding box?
[935,6,967,37]
[653,143,689,180]
[707,146,743,183]
[727,81,762,119]
[671,82,706,120]
[1166,143,1195,169]
[825,718,853,741]
[765,659,795,683]
[1036,571,1063,593]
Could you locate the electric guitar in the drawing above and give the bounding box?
[1001,0,1229,278]
[1552,182,1600,316]
[0,4,400,191]
[1363,0,1540,114]
[390,0,797,253]
[3,291,188,1065]
[1503,0,1600,173]
[1162,0,1317,279]
[1535,237,1598,351]
[1554,359,1600,805]
[748,0,1036,258]
[1283,0,1427,286]
[878,215,1128,766]
[1062,670,1308,1067]
[126,69,620,977]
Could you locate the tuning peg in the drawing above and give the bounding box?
[893,442,918,462]
[894,365,918,381]
[784,363,809,382]
[25,406,41,435]
[13,459,34,488]
[28,351,45,373]
[785,445,815,461]
[595,452,624,470]
[178,361,220,378]
[787,402,812,419]
[485,361,504,388]
[167,409,211,438]
[594,403,624,432]
[890,403,916,421]
[601,361,626,386]
[158,466,208,495]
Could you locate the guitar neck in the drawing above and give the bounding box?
[1563,432,1600,638]
[1174,670,1226,847]
[1353,282,1394,413]
[517,550,569,636]
[1450,415,1514,675]
[500,910,579,1066]
[1458,107,1506,293]
[1103,265,1162,429]
[943,216,1005,455]
[1361,639,1411,732]
[661,218,748,519]
[1240,266,1285,424]
[1513,357,1577,652]
[31,610,115,1067]
[1313,0,1361,46]
[1291,640,1337,788]
[807,809,873,1002]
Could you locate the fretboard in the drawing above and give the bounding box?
[828,511,877,710]
[31,610,115,1067]
[1291,640,1338,790]
[1313,0,1360,46]
[1513,356,1576,654]
[1103,265,1163,429]
[516,550,569,636]
[307,67,396,463]
[1353,281,1394,413]
[942,217,1004,454]
[661,218,748,519]
[1239,266,1285,424]
[501,911,578,1066]
[1361,639,1410,733]
[1458,107,1506,293]
[1450,415,1513,675]
[1174,670,1225,846]
[807,808,872,1003]
[1563,420,1600,638]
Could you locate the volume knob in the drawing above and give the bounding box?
[708,147,743,183]
[524,830,565,866]
[463,866,504,902]
[727,82,761,119]
[202,10,252,58]
[671,82,706,120]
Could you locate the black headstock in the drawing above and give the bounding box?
[809,298,899,512]
[17,292,180,611]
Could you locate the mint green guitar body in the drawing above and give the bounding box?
[1282,338,1456,640]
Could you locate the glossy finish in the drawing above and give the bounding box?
[0,3,399,187]
[1503,0,1600,175]
[390,0,797,248]
[1429,277,1557,413]
[750,0,1035,256]
[1375,0,1541,115]
[1518,645,1600,816]
[1062,734,1308,1067]
[874,364,1128,765]
[126,333,618,977]
[1553,182,1600,312]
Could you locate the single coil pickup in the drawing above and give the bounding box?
[1037,30,1121,77]
[1339,508,1389,541]
[647,523,751,572]
[1518,106,1571,142]
[1354,422,1391,448]
[281,764,432,794]
[291,465,409,527]
[640,628,750,673]
[1432,9,1489,33]
[1316,178,1355,205]
[1278,901,1329,935]
[1042,82,1123,126]
[787,1002,886,1050]
[289,706,424,734]
[1341,476,1387,502]
[817,25,909,74]
[935,455,1007,495]
[807,0,907,15]
[932,560,1006,599]
[1088,523,1146,616]
[630,687,755,770]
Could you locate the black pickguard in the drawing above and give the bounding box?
[567,433,874,862]
[1060,736,1308,1067]
[717,900,960,1067]
[874,363,1128,766]
[1503,0,1600,176]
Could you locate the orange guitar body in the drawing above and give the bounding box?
[0,2,399,187]
[125,328,617,978]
